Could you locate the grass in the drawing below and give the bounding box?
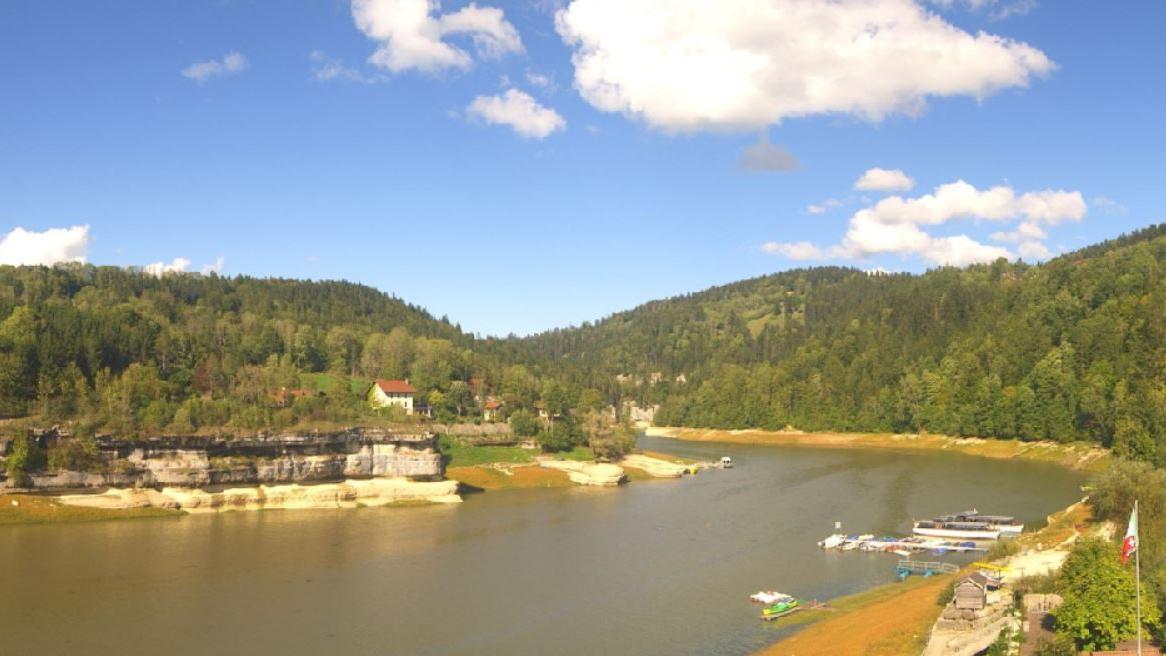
[759,574,953,656]
[439,435,536,467]
[446,465,573,491]
[654,427,1109,472]
[0,494,180,526]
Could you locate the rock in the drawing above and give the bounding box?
[538,460,626,486]
[620,454,689,478]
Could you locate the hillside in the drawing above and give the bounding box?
[520,224,1166,463]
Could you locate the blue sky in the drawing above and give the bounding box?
[1,1,1164,336]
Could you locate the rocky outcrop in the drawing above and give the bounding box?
[57,478,461,513]
[620,454,691,478]
[16,429,444,491]
[538,460,626,486]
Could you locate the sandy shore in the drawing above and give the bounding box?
[647,427,1108,472]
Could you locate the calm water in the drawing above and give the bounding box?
[0,437,1084,655]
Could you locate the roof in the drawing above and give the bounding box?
[374,379,416,394]
[484,400,503,410]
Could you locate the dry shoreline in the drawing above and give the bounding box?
[647,426,1109,472]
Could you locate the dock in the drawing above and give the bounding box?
[897,560,959,580]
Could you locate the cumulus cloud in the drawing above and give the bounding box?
[466,89,566,138]
[762,241,824,260]
[0,225,90,266]
[1091,195,1128,216]
[807,199,845,214]
[855,168,914,192]
[554,0,1053,131]
[182,52,248,83]
[739,135,799,172]
[142,257,225,278]
[352,0,522,74]
[525,71,554,91]
[764,176,1086,267]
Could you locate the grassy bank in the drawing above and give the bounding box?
[446,465,574,491]
[439,435,592,468]
[0,494,181,526]
[755,499,1094,655]
[650,427,1109,472]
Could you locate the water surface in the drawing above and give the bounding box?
[0,437,1084,655]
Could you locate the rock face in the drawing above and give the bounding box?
[20,430,444,490]
[57,478,462,513]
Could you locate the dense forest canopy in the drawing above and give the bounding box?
[2,224,1166,465]
[521,223,1166,463]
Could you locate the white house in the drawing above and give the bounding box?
[368,379,416,415]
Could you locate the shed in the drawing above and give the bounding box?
[954,576,988,611]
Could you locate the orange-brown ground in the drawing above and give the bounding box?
[0,493,179,525]
[446,465,573,491]
[652,427,1108,472]
[759,575,951,656]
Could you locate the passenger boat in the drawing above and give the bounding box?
[954,512,1024,534]
[912,520,1000,540]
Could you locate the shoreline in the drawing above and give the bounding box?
[754,499,1094,655]
[647,426,1109,472]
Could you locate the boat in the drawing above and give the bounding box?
[818,534,846,549]
[912,521,1000,540]
[762,597,800,617]
[720,456,734,469]
[937,510,1025,534]
[749,591,787,604]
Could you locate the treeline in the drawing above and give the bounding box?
[0,265,606,440]
[520,224,1166,465]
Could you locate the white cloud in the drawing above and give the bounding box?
[466,89,566,139]
[555,0,1053,131]
[182,52,248,83]
[763,176,1086,267]
[309,51,374,83]
[807,199,844,214]
[143,258,193,277]
[855,168,914,192]
[525,71,554,90]
[0,225,90,266]
[739,135,799,172]
[142,257,224,278]
[1091,195,1128,216]
[352,0,522,74]
[762,241,823,260]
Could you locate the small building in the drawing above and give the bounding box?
[953,573,998,611]
[482,399,503,422]
[368,379,416,415]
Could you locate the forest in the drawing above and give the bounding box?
[2,224,1166,468]
[523,224,1166,466]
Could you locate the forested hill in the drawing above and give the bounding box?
[520,224,1166,463]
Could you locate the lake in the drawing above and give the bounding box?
[0,436,1084,655]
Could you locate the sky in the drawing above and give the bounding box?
[1,0,1164,336]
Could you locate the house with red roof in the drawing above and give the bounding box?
[368,379,416,415]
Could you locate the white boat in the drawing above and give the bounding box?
[818,534,846,549]
[750,591,792,604]
[913,521,1000,540]
[720,456,734,469]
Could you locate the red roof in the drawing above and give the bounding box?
[375,379,416,394]
[484,400,503,410]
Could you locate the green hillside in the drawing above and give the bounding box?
[520,224,1166,463]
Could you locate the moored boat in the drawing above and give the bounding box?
[912,520,1000,540]
[762,597,800,617]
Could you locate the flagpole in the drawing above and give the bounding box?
[1136,499,1142,656]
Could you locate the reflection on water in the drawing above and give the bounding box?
[0,437,1083,656]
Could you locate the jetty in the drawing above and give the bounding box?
[819,533,990,555]
[897,560,959,580]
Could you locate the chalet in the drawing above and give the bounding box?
[368,379,416,415]
[482,399,503,422]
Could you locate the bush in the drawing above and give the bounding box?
[1033,635,1075,656]
[47,437,102,472]
[509,410,541,438]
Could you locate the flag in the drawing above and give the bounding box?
[1122,505,1139,564]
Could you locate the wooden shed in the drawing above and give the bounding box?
[954,576,988,611]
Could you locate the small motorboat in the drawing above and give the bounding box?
[818,534,846,549]
[762,597,800,617]
[720,456,734,469]
[750,591,788,604]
